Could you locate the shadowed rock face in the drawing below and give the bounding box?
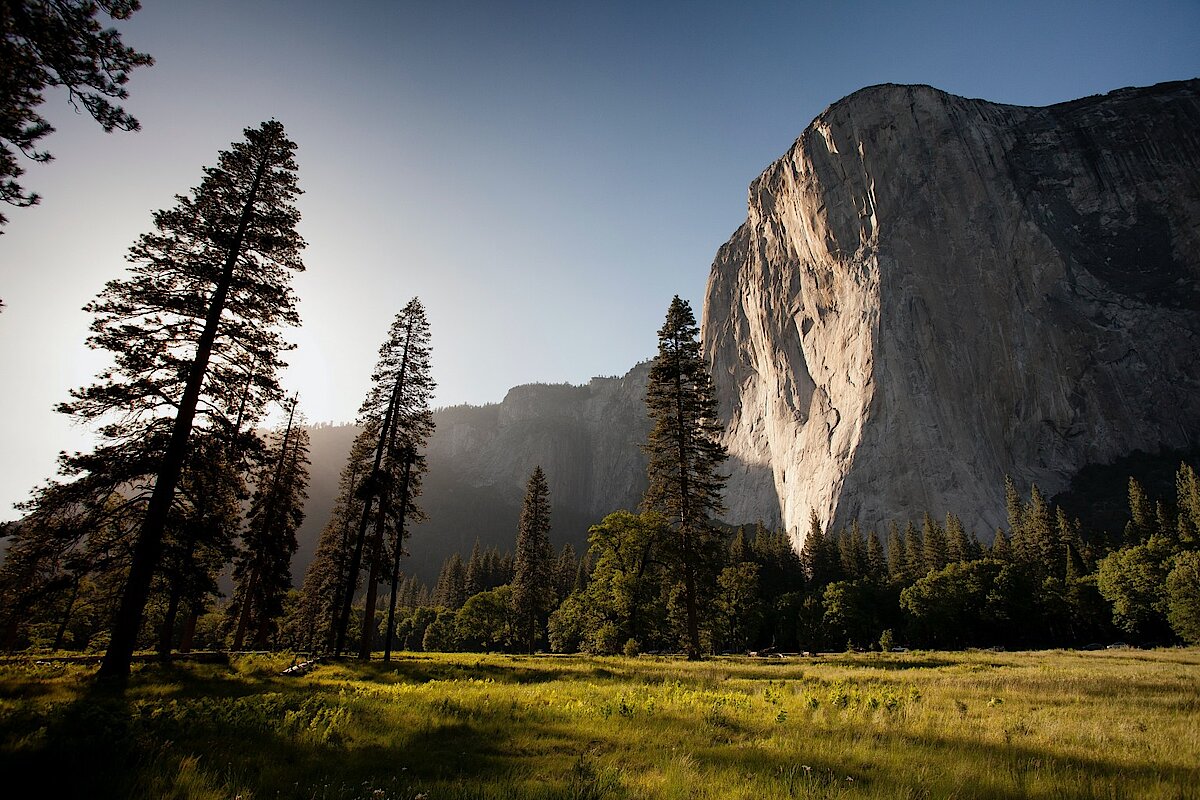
[702,80,1200,546]
[296,364,654,582]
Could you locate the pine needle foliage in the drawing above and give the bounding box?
[0,0,153,226]
[512,466,553,653]
[77,119,305,678]
[641,295,727,658]
[228,401,311,650]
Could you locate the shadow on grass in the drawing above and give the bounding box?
[0,661,520,799]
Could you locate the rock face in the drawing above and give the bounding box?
[295,364,652,581]
[702,80,1200,545]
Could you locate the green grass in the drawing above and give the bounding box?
[1,648,1198,799]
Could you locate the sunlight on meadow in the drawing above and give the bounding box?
[1,648,1197,799]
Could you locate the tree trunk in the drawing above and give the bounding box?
[158,579,181,661]
[383,456,414,662]
[52,578,81,652]
[333,379,400,655]
[358,527,383,660]
[335,318,413,655]
[179,608,198,653]
[99,158,267,682]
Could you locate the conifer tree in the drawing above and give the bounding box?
[922,513,948,573]
[865,529,887,585]
[512,466,553,653]
[433,553,467,610]
[1,0,153,228]
[991,528,1012,561]
[642,296,727,659]
[50,120,306,680]
[228,399,310,649]
[332,299,435,658]
[902,521,924,583]
[553,543,578,602]
[885,521,905,583]
[1176,463,1200,546]
[465,539,485,597]
[800,511,829,585]
[1126,477,1155,544]
[945,513,970,564]
[1024,486,1056,574]
[294,428,374,651]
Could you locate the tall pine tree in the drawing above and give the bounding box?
[228,399,310,649]
[333,299,435,658]
[512,466,553,653]
[642,296,727,659]
[47,120,306,679]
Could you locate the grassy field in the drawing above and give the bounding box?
[0,648,1197,800]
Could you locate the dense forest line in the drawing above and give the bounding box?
[5,456,1198,657]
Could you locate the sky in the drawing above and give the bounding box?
[1,0,1198,518]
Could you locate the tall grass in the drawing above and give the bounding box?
[1,648,1197,799]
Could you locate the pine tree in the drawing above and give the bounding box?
[642,296,727,659]
[922,513,948,574]
[156,434,243,657]
[800,511,828,585]
[884,521,904,581]
[990,528,1012,561]
[433,553,467,610]
[1177,463,1200,547]
[902,521,924,583]
[465,539,485,597]
[332,299,435,658]
[553,543,578,602]
[1,0,153,228]
[294,428,374,651]
[945,513,970,564]
[1024,486,1056,574]
[228,399,311,649]
[512,466,553,653]
[865,528,887,585]
[1126,477,1155,544]
[55,120,306,680]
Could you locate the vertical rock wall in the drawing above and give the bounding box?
[703,81,1200,545]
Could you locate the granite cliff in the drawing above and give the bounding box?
[703,80,1200,545]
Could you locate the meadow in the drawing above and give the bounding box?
[0,648,1197,800]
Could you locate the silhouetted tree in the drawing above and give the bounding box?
[0,0,152,228]
[293,428,374,651]
[642,296,728,659]
[332,299,435,659]
[512,466,553,652]
[84,120,303,679]
[228,400,310,649]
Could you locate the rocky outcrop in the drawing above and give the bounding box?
[702,80,1200,545]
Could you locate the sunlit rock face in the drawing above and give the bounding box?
[702,80,1200,547]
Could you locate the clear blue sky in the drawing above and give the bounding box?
[1,0,1198,517]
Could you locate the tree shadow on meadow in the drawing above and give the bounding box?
[0,661,520,800]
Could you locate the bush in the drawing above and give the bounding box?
[1166,551,1200,644]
